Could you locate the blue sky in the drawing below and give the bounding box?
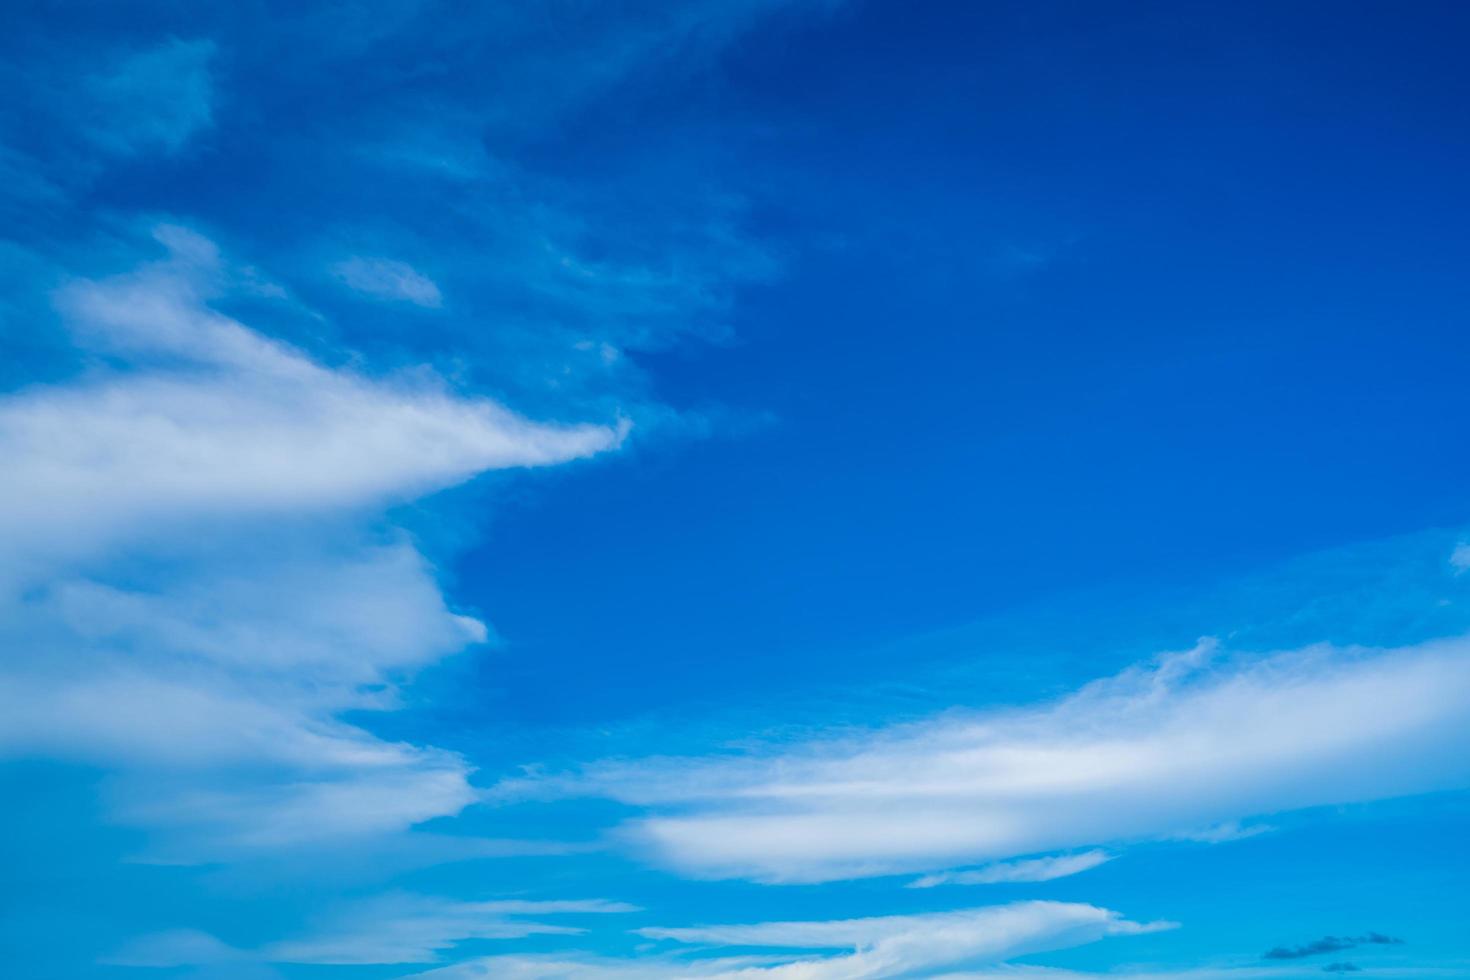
[3,1,1470,977]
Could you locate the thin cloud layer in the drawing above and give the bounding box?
[265,895,637,965]
[411,962,1399,980]
[1451,543,1470,573]
[504,637,1470,881]
[909,851,1114,888]
[332,256,444,308]
[416,900,1170,979]
[109,896,637,969]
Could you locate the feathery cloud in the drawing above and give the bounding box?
[1451,542,1470,573]
[501,636,1470,881]
[266,894,640,965]
[909,851,1114,888]
[331,256,444,308]
[415,901,1171,979]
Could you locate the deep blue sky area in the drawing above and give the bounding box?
[3,2,1469,979]
[449,0,1470,726]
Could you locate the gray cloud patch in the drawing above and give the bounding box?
[1265,933,1404,960]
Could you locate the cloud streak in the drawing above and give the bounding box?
[266,894,640,965]
[501,636,1470,881]
[331,256,444,308]
[414,900,1171,979]
[909,850,1114,888]
[109,896,637,970]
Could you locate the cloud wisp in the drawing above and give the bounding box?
[265,895,640,966]
[108,895,638,969]
[409,900,1171,979]
[500,636,1470,882]
[1451,543,1470,573]
[331,256,444,308]
[909,850,1114,888]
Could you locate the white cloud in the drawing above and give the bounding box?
[1451,542,1470,573]
[0,227,624,856]
[332,256,444,308]
[414,901,1171,979]
[3,226,618,564]
[909,851,1113,888]
[502,636,1470,882]
[109,896,639,971]
[1166,821,1273,845]
[109,747,480,853]
[264,894,639,965]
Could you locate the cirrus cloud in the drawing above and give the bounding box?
[414,900,1172,979]
[501,635,1470,882]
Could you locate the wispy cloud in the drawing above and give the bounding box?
[331,256,444,308]
[265,894,640,965]
[110,895,637,971]
[502,636,1470,881]
[909,850,1114,888]
[413,901,1171,979]
[0,226,624,858]
[3,0,814,424]
[400,961,1470,980]
[1168,821,1274,845]
[1451,542,1470,573]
